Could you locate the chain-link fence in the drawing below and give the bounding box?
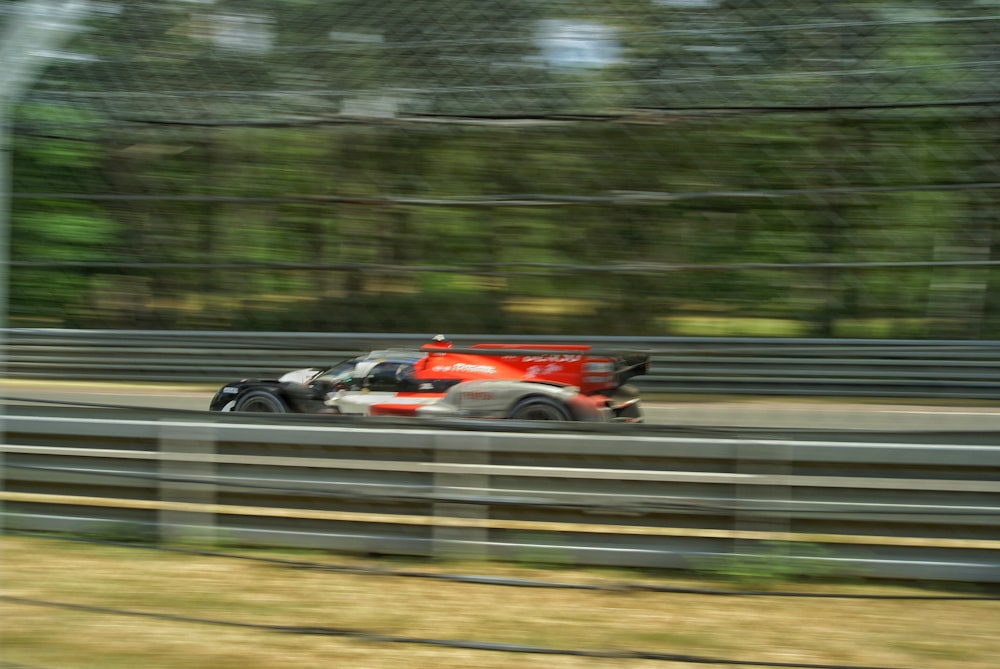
[5,1,1000,337]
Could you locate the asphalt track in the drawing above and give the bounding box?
[4,380,1000,430]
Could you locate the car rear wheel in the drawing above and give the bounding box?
[234,390,288,413]
[508,396,571,421]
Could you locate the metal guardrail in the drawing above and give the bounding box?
[3,329,1000,399]
[2,408,998,583]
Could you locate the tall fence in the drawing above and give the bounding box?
[5,2,1000,338]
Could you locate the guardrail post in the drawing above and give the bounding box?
[432,433,491,560]
[158,423,217,545]
[734,439,792,561]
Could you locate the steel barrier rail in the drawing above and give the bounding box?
[1,409,998,583]
[3,328,1000,399]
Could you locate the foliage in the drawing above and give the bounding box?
[10,103,115,321]
[694,541,846,588]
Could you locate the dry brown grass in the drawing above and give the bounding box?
[2,535,998,669]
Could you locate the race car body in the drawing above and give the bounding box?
[209,338,650,422]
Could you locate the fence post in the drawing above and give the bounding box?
[734,439,793,565]
[158,423,217,545]
[432,433,491,560]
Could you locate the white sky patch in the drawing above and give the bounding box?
[196,12,273,53]
[535,19,623,69]
[33,48,99,61]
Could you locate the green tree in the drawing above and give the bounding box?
[11,103,116,324]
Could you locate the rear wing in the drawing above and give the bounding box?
[615,351,651,386]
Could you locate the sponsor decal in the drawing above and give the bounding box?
[521,354,583,363]
[525,363,564,378]
[431,363,497,375]
[221,387,239,394]
[584,361,614,372]
[462,391,495,401]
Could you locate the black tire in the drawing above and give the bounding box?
[234,390,288,413]
[508,396,571,421]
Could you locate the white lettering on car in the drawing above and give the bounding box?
[431,363,497,374]
[455,363,496,374]
[525,363,564,378]
[521,355,583,363]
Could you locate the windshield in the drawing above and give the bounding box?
[314,358,360,384]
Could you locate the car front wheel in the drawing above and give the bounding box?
[234,390,288,413]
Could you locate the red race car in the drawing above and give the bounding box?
[209,336,650,422]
